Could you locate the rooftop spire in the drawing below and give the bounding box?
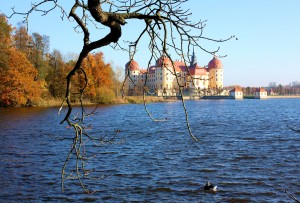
[129,43,136,60]
[190,47,197,66]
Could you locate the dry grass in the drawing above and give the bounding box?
[34,96,178,107]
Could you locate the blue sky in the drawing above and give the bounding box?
[1,1,300,87]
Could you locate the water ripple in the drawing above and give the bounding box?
[1,99,300,202]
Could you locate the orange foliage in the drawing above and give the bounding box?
[0,48,42,106]
[0,14,12,48]
[80,52,115,101]
[1,15,118,105]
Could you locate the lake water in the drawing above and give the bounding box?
[0,99,300,202]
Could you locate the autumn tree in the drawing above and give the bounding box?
[82,52,115,103]
[45,49,68,98]
[6,0,235,192]
[0,14,11,106]
[112,66,123,98]
[29,32,50,79]
[12,24,50,79]
[13,25,31,54]
[0,14,11,70]
[0,48,43,106]
[0,15,42,106]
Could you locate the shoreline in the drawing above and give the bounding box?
[39,95,300,106]
[268,95,300,99]
[34,96,178,108]
[2,95,300,108]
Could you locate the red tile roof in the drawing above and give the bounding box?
[229,87,243,92]
[127,55,219,77]
[187,65,208,76]
[139,69,147,74]
[255,87,267,92]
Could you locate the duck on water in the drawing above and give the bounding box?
[204,182,217,192]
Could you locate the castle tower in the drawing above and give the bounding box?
[125,44,139,91]
[207,56,223,89]
[125,59,140,90]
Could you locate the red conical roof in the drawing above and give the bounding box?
[125,59,139,71]
[208,56,223,70]
[156,56,172,67]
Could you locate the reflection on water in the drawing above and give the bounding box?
[1,99,300,202]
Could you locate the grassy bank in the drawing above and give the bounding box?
[121,96,177,104]
[36,98,95,107]
[34,96,177,107]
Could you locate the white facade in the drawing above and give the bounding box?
[254,88,268,99]
[125,54,224,96]
[229,88,243,99]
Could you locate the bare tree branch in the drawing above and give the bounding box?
[6,0,235,192]
[285,189,300,203]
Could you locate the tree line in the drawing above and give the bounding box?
[0,14,120,107]
[226,83,300,96]
[267,82,300,95]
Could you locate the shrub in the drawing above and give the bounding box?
[95,87,116,104]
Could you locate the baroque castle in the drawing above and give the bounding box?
[125,51,224,96]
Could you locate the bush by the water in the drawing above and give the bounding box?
[95,87,116,104]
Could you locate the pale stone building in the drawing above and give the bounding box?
[229,87,243,99]
[125,51,224,96]
[254,87,268,99]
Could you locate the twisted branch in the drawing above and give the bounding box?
[7,0,235,192]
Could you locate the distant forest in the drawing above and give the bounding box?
[0,14,121,107]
